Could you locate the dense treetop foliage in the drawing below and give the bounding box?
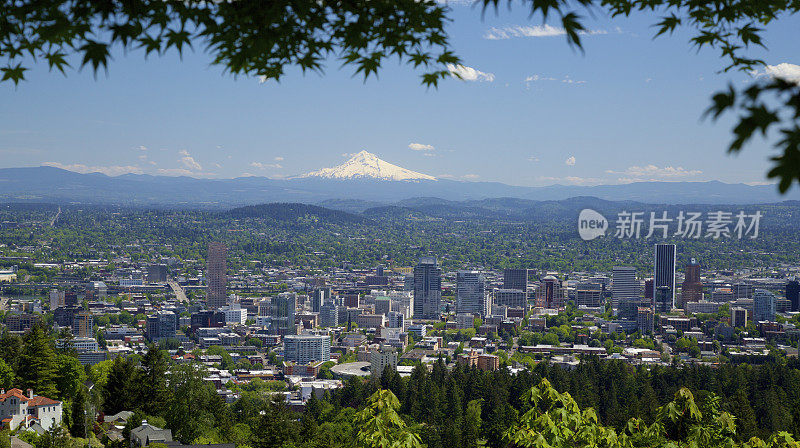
[6,327,800,448]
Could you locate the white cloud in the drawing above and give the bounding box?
[409,143,435,151]
[137,145,148,151]
[44,162,143,176]
[609,165,702,180]
[561,76,585,84]
[526,75,557,82]
[178,150,202,171]
[138,155,147,161]
[485,25,609,40]
[447,64,495,82]
[463,174,480,180]
[485,25,565,40]
[528,156,540,162]
[757,63,800,84]
[525,74,585,88]
[565,156,576,166]
[250,162,283,170]
[274,156,284,161]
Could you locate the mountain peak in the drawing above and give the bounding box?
[298,151,436,181]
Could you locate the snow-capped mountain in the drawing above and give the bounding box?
[299,150,436,181]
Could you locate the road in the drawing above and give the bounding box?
[49,206,61,226]
[168,279,189,303]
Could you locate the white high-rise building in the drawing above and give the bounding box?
[49,289,65,310]
[284,334,330,364]
[612,266,639,310]
[370,347,398,378]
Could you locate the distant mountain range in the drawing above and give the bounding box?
[1,154,798,207]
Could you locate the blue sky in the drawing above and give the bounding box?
[1,3,799,187]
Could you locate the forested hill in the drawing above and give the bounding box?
[224,203,369,225]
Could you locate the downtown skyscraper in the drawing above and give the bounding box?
[680,258,703,308]
[612,266,639,310]
[654,244,676,310]
[456,270,489,316]
[206,242,228,310]
[503,268,528,292]
[413,256,442,319]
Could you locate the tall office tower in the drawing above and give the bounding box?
[206,242,228,310]
[49,289,65,310]
[537,275,562,308]
[680,258,703,308]
[612,267,639,310]
[575,282,603,308]
[731,307,748,328]
[733,283,755,299]
[503,269,528,292]
[457,271,488,316]
[376,265,384,277]
[73,310,94,338]
[753,289,776,322]
[654,244,676,309]
[493,289,527,310]
[620,298,651,320]
[413,256,442,319]
[146,311,177,341]
[637,307,654,334]
[319,302,339,328]
[644,279,654,300]
[311,289,326,313]
[146,264,168,283]
[654,286,672,313]
[404,275,414,292]
[787,280,800,312]
[270,292,297,335]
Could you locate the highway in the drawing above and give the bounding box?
[168,279,189,303]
